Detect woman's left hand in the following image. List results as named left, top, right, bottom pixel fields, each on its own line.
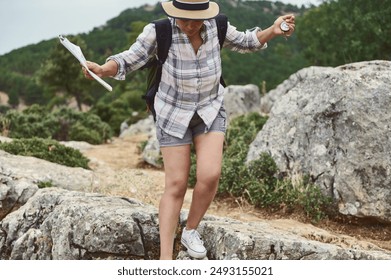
left=274, top=14, right=295, bottom=37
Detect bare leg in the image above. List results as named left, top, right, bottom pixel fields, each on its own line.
left=159, top=144, right=191, bottom=260
left=186, top=132, right=225, bottom=230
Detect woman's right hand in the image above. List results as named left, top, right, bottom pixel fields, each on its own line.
left=82, top=60, right=119, bottom=79
left=273, top=14, right=295, bottom=37
left=82, top=61, right=103, bottom=80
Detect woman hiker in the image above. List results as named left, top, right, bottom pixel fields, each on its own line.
left=82, top=0, right=295, bottom=260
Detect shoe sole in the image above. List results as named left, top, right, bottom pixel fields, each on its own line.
left=181, top=238, right=207, bottom=259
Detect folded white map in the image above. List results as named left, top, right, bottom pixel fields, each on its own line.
left=58, top=35, right=112, bottom=92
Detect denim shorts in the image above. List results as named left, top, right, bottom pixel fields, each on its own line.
left=157, top=108, right=227, bottom=147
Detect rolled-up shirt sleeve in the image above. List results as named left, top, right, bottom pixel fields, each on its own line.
left=223, top=23, right=267, bottom=53
left=106, top=23, right=157, bottom=80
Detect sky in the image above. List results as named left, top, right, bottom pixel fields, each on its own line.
left=0, top=0, right=319, bottom=55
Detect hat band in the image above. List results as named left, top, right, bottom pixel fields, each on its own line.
left=173, top=0, right=209, bottom=11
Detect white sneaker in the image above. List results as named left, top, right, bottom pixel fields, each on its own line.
left=181, top=228, right=207, bottom=259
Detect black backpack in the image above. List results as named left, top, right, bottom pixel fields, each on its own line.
left=142, top=14, right=228, bottom=121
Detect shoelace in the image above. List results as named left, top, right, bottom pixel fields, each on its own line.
left=188, top=230, right=204, bottom=245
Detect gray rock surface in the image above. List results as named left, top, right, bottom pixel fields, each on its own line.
left=260, top=66, right=333, bottom=114
left=0, top=188, right=159, bottom=260
left=0, top=150, right=98, bottom=192
left=224, top=84, right=261, bottom=121
left=1, top=187, right=390, bottom=260
left=1, top=150, right=390, bottom=260
left=248, top=60, right=391, bottom=222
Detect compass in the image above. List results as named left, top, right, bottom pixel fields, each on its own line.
left=280, top=21, right=290, bottom=32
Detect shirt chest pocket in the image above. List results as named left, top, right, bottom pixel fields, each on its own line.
left=207, top=58, right=216, bottom=70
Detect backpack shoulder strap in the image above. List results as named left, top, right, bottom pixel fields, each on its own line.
left=214, top=14, right=228, bottom=87
left=215, top=14, right=228, bottom=49
left=153, top=18, right=172, bottom=65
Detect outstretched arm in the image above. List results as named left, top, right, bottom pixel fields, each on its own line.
left=257, top=14, right=295, bottom=45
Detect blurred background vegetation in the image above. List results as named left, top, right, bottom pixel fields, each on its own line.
left=0, top=0, right=390, bottom=137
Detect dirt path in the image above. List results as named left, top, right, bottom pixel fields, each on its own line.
left=83, top=134, right=165, bottom=206
left=82, top=135, right=391, bottom=252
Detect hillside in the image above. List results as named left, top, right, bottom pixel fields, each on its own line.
left=0, top=0, right=309, bottom=110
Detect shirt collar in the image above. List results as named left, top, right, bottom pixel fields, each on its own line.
left=173, top=18, right=208, bottom=40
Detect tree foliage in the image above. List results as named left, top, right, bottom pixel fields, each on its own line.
left=297, top=0, right=391, bottom=66
left=36, top=36, right=103, bottom=110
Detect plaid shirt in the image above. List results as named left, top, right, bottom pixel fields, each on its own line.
left=108, top=18, right=266, bottom=138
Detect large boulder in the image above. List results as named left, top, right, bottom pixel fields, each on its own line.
left=247, top=60, right=391, bottom=222
left=0, top=150, right=99, bottom=220
left=260, top=66, right=332, bottom=114
left=119, top=116, right=155, bottom=139
left=0, top=188, right=160, bottom=260
left=0, top=150, right=98, bottom=192
left=224, top=84, right=261, bottom=121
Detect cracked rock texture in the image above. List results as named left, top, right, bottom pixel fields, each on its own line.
left=0, top=150, right=390, bottom=260
left=0, top=188, right=160, bottom=260
left=248, top=60, right=391, bottom=222
left=1, top=187, right=390, bottom=260
left=1, top=151, right=389, bottom=260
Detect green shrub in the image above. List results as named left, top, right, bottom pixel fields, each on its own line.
left=225, top=112, right=268, bottom=146
left=218, top=113, right=268, bottom=196
left=37, top=180, right=54, bottom=189
left=5, top=105, right=59, bottom=139
left=91, top=90, right=148, bottom=135
left=69, top=122, right=102, bottom=144
left=0, top=105, right=11, bottom=114
left=244, top=153, right=333, bottom=222
left=245, top=153, right=281, bottom=207
left=296, top=176, right=334, bottom=222
left=52, top=107, right=112, bottom=144
left=3, top=105, right=112, bottom=144
left=0, top=137, right=90, bottom=169
left=0, top=115, right=11, bottom=136
left=138, top=140, right=148, bottom=155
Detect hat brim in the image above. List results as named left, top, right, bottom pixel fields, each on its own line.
left=161, top=1, right=219, bottom=20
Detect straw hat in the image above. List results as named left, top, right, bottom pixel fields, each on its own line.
left=161, top=0, right=220, bottom=20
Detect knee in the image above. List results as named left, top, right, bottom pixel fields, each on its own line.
left=197, top=168, right=221, bottom=188
left=165, top=176, right=188, bottom=199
